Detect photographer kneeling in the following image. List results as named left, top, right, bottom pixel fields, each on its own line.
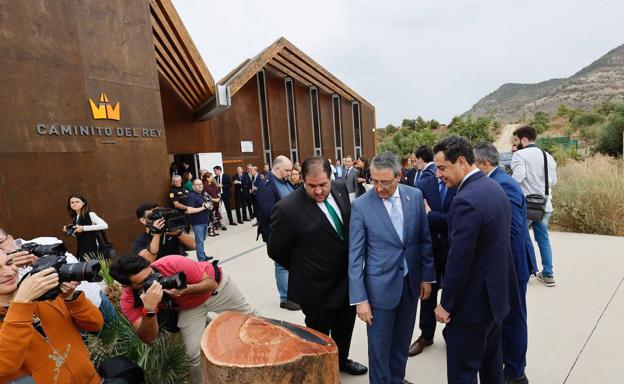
left=133, top=203, right=196, bottom=262
left=0, top=248, right=103, bottom=383
left=109, top=254, right=258, bottom=384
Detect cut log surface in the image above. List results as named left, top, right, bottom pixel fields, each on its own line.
left=201, top=311, right=339, bottom=384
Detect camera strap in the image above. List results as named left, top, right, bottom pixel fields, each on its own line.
left=212, top=260, right=221, bottom=284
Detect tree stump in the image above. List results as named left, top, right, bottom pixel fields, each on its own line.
left=201, top=311, right=339, bottom=384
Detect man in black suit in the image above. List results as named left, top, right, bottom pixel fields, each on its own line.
left=433, top=136, right=518, bottom=384
left=408, top=172, right=457, bottom=357
left=268, top=156, right=367, bottom=376
left=233, top=166, right=252, bottom=223
left=213, top=166, right=236, bottom=226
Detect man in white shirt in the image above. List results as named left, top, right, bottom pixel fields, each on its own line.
left=511, top=126, right=558, bottom=287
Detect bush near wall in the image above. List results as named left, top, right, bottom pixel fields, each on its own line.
left=552, top=156, right=624, bottom=236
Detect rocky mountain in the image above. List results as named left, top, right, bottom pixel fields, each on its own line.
left=465, top=44, right=624, bottom=122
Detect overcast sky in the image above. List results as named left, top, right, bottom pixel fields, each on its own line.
left=173, top=0, right=623, bottom=127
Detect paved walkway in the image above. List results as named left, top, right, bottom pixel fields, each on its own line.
left=196, top=221, right=624, bottom=383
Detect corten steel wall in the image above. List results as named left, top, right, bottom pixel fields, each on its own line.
left=0, top=0, right=169, bottom=252
left=161, top=77, right=264, bottom=176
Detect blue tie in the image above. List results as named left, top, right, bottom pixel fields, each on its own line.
left=389, top=197, right=408, bottom=276
left=439, top=180, right=447, bottom=204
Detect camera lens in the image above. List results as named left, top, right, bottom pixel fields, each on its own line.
left=159, top=272, right=187, bottom=290
left=58, top=261, right=103, bottom=283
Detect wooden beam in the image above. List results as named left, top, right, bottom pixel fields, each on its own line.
left=156, top=55, right=195, bottom=110
left=270, top=56, right=335, bottom=96
left=151, top=17, right=204, bottom=102
left=154, top=36, right=202, bottom=107
left=151, top=0, right=215, bottom=96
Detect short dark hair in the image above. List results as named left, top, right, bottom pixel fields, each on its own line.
left=109, top=254, right=151, bottom=286
left=301, top=156, right=331, bottom=180
left=414, top=145, right=434, bottom=162
left=213, top=165, right=222, bottom=171
left=433, top=136, right=475, bottom=165
left=513, top=126, right=537, bottom=142
left=136, top=203, right=158, bottom=219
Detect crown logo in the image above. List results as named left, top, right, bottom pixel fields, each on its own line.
left=88, top=93, right=120, bottom=121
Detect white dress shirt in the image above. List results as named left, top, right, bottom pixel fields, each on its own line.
left=458, top=168, right=481, bottom=191
left=316, top=193, right=343, bottom=231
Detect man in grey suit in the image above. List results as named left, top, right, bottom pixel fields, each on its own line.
left=343, top=155, right=359, bottom=201
left=349, top=151, right=436, bottom=384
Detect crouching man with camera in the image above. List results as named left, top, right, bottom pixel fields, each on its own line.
left=133, top=203, right=196, bottom=262
left=0, top=247, right=104, bottom=383
left=109, top=254, right=259, bottom=384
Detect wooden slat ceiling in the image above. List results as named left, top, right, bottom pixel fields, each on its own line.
left=220, top=37, right=374, bottom=110
left=149, top=0, right=215, bottom=112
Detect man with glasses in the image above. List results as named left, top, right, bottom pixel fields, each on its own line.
left=109, top=254, right=258, bottom=384
left=348, top=151, right=435, bottom=384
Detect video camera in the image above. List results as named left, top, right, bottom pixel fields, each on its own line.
left=18, top=242, right=103, bottom=301
left=146, top=207, right=187, bottom=235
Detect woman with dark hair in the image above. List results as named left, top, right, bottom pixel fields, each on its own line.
left=355, top=156, right=371, bottom=197
left=182, top=171, right=193, bottom=192
left=63, top=194, right=109, bottom=261
left=202, top=172, right=224, bottom=235
left=289, top=167, right=303, bottom=189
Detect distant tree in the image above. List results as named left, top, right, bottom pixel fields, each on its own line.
left=596, top=103, right=624, bottom=157
left=594, top=100, right=617, bottom=116
left=414, top=116, right=428, bottom=131
left=401, top=119, right=416, bottom=131
left=378, top=127, right=441, bottom=157
left=385, top=124, right=398, bottom=134
left=429, top=119, right=440, bottom=130
left=571, top=112, right=606, bottom=129
left=531, top=111, right=550, bottom=134
left=447, top=115, right=494, bottom=143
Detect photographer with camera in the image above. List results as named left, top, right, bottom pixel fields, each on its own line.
left=0, top=246, right=104, bottom=383
left=109, top=254, right=258, bottom=384
left=0, top=228, right=116, bottom=325
left=186, top=179, right=213, bottom=261
left=133, top=203, right=196, bottom=263
left=62, top=194, right=109, bottom=261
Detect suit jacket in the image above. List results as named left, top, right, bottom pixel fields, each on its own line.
left=233, top=173, right=252, bottom=197
left=268, top=182, right=351, bottom=308
left=343, top=167, right=359, bottom=194
left=255, top=173, right=284, bottom=242
left=401, top=163, right=435, bottom=187
left=416, top=176, right=457, bottom=276
left=217, top=173, right=232, bottom=197
left=441, top=171, right=519, bottom=324
left=334, top=165, right=345, bottom=180
left=489, top=167, right=538, bottom=282
left=348, top=184, right=435, bottom=310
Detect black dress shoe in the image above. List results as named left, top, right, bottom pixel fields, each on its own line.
left=252, top=223, right=258, bottom=227
left=504, top=373, right=529, bottom=384
left=220, top=225, right=227, bottom=230
left=339, top=359, right=367, bottom=375
left=243, top=218, right=251, bottom=222
left=229, top=222, right=237, bottom=226
left=279, top=300, right=301, bottom=311
left=237, top=220, right=244, bottom=224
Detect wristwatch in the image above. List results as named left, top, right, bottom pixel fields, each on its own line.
left=142, top=307, right=158, bottom=318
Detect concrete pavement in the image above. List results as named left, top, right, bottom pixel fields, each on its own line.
left=195, top=221, right=624, bottom=383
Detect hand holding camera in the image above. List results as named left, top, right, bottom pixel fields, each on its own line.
left=140, top=280, right=163, bottom=312
left=59, top=281, right=80, bottom=301
left=13, top=268, right=59, bottom=303
left=9, top=250, right=38, bottom=268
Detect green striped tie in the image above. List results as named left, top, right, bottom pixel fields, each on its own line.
left=324, top=199, right=345, bottom=240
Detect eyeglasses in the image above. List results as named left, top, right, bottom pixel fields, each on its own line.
left=370, top=178, right=396, bottom=189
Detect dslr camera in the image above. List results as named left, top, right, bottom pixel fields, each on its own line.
left=146, top=207, right=187, bottom=235
left=18, top=242, right=103, bottom=301
left=64, top=224, right=76, bottom=237
left=142, top=270, right=187, bottom=292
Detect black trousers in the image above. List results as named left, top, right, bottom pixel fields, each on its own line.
left=301, top=303, right=356, bottom=366
left=418, top=280, right=440, bottom=341
left=246, top=194, right=256, bottom=218
left=234, top=192, right=248, bottom=221
left=443, top=320, right=503, bottom=384
left=221, top=193, right=234, bottom=224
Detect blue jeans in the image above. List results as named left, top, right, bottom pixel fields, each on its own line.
left=274, top=262, right=289, bottom=302
left=530, top=212, right=553, bottom=276
left=192, top=224, right=208, bottom=261
left=99, top=291, right=117, bottom=324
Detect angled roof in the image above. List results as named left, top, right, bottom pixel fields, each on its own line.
left=219, top=37, right=374, bottom=110
left=150, top=0, right=215, bottom=111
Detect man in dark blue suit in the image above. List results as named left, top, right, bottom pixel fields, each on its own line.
left=474, top=142, right=538, bottom=384
left=433, top=136, right=519, bottom=384
left=402, top=145, right=436, bottom=187
left=349, top=151, right=435, bottom=384
left=408, top=172, right=457, bottom=356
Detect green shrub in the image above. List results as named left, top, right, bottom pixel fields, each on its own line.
left=553, top=156, right=624, bottom=236
left=531, top=111, right=550, bottom=133
left=571, top=112, right=605, bottom=129
left=595, top=103, right=624, bottom=157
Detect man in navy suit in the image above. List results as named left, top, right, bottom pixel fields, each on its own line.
left=349, top=151, right=435, bottom=384
left=433, top=136, right=518, bottom=384
left=408, top=172, right=457, bottom=356
left=474, top=142, right=537, bottom=384
left=402, top=145, right=436, bottom=187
